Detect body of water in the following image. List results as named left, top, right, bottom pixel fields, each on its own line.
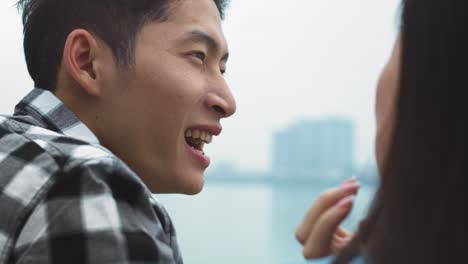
left=158, top=180, right=376, bottom=264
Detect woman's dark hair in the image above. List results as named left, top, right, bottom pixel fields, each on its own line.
left=16, top=0, right=229, bottom=91
left=335, top=0, right=468, bottom=263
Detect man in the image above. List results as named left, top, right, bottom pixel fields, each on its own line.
left=0, top=0, right=235, bottom=263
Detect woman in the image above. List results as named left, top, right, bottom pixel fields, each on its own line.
left=296, top=0, right=468, bottom=263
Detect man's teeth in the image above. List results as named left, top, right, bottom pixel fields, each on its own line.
left=185, top=129, right=213, bottom=143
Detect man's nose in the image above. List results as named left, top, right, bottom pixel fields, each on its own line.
left=205, top=81, right=236, bottom=118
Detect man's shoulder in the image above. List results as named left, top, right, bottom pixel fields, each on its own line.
left=0, top=115, right=165, bottom=263
left=0, top=114, right=132, bottom=207
left=0, top=116, right=127, bottom=225
left=0, top=114, right=117, bottom=169
left=0, top=113, right=124, bottom=215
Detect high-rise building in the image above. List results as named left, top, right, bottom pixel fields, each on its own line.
left=272, top=118, right=354, bottom=181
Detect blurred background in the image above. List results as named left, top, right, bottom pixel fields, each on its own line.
left=0, top=0, right=400, bottom=263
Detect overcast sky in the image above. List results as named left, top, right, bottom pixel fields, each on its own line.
left=0, top=0, right=400, bottom=172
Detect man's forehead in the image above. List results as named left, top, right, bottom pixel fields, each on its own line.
left=139, top=0, right=228, bottom=56
left=163, top=1, right=228, bottom=50
left=166, top=0, right=222, bottom=24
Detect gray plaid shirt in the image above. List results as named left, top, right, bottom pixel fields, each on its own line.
left=0, top=89, right=183, bottom=264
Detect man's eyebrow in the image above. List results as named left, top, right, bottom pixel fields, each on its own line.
left=182, top=30, right=229, bottom=62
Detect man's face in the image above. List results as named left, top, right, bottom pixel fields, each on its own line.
left=375, top=36, right=401, bottom=174
left=97, top=0, right=236, bottom=194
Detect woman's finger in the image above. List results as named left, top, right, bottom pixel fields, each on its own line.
left=302, top=195, right=355, bottom=259
left=296, top=180, right=359, bottom=245
left=335, top=226, right=352, bottom=239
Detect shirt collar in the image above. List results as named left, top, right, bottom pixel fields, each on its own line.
left=14, top=88, right=100, bottom=144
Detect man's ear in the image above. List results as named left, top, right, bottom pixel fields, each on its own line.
left=62, top=29, right=102, bottom=97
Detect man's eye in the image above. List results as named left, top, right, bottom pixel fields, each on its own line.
left=193, top=52, right=206, bottom=61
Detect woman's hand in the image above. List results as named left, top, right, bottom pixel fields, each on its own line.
left=295, top=178, right=359, bottom=259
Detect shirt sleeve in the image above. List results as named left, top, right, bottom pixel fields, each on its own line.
left=12, top=160, right=181, bottom=264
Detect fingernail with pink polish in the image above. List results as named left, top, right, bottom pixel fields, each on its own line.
left=339, top=182, right=359, bottom=195
left=339, top=177, right=357, bottom=187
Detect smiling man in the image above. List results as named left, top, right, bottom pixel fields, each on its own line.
left=0, top=0, right=235, bottom=263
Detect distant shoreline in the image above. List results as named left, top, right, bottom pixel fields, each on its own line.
left=205, top=175, right=378, bottom=187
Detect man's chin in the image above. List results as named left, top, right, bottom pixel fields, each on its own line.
left=175, top=170, right=205, bottom=195
left=182, top=177, right=205, bottom=195
left=143, top=166, right=205, bottom=194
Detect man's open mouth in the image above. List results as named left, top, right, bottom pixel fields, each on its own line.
left=185, top=129, right=213, bottom=154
